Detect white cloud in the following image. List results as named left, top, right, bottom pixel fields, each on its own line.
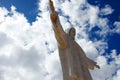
left=90, top=50, right=120, bottom=80
left=0, top=0, right=120, bottom=80
left=100, top=5, right=114, bottom=15
left=0, top=5, right=48, bottom=80
left=113, top=69, right=120, bottom=80
left=113, top=21, right=120, bottom=34
left=0, top=7, right=9, bottom=23
left=0, top=32, right=12, bottom=49
left=38, top=0, right=49, bottom=12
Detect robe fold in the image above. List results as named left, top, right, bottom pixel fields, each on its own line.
left=50, top=11, right=98, bottom=80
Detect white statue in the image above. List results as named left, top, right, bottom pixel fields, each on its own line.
left=49, top=0, right=100, bottom=80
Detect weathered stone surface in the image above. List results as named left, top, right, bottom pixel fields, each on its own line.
left=49, top=0, right=100, bottom=80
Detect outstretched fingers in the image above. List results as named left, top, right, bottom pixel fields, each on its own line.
left=96, top=64, right=100, bottom=69
left=49, top=0, right=55, bottom=13
left=49, top=0, right=58, bottom=22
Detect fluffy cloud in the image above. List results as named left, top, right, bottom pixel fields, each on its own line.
left=113, top=21, right=120, bottom=34
left=113, top=69, right=120, bottom=80
left=0, top=5, right=48, bottom=80
left=0, top=0, right=120, bottom=80
left=90, top=50, right=120, bottom=80
left=0, top=7, right=9, bottom=23
left=100, top=5, right=114, bottom=15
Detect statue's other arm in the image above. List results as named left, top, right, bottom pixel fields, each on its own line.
left=76, top=43, right=100, bottom=69
left=87, top=58, right=100, bottom=70
left=49, top=0, right=68, bottom=49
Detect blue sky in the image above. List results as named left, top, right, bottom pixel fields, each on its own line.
left=87, top=0, right=120, bottom=53
left=0, top=0, right=120, bottom=80
left=80, top=0, right=119, bottom=56
left=0, top=0, right=39, bottom=23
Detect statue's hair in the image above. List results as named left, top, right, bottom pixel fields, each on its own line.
left=65, top=27, right=76, bottom=35
left=65, top=27, right=76, bottom=40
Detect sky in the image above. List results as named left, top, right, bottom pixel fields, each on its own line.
left=0, top=0, right=120, bottom=80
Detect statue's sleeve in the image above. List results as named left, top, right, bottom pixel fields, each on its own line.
left=50, top=11, right=68, bottom=49
left=87, top=58, right=100, bottom=70
left=76, top=43, right=100, bottom=69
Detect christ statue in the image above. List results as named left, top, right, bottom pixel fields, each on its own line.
left=49, top=0, right=100, bottom=80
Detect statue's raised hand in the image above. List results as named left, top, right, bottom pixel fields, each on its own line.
left=49, top=0, right=55, bottom=13
left=49, top=0, right=58, bottom=22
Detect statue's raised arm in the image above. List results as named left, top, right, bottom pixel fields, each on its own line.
left=49, top=0, right=68, bottom=49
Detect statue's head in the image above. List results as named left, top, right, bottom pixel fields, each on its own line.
left=66, top=27, right=76, bottom=40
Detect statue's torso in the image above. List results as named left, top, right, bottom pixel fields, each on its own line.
left=58, top=34, right=92, bottom=80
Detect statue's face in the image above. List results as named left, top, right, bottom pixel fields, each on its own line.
left=69, top=28, right=76, bottom=40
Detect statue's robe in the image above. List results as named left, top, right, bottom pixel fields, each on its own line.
left=50, top=11, right=97, bottom=80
